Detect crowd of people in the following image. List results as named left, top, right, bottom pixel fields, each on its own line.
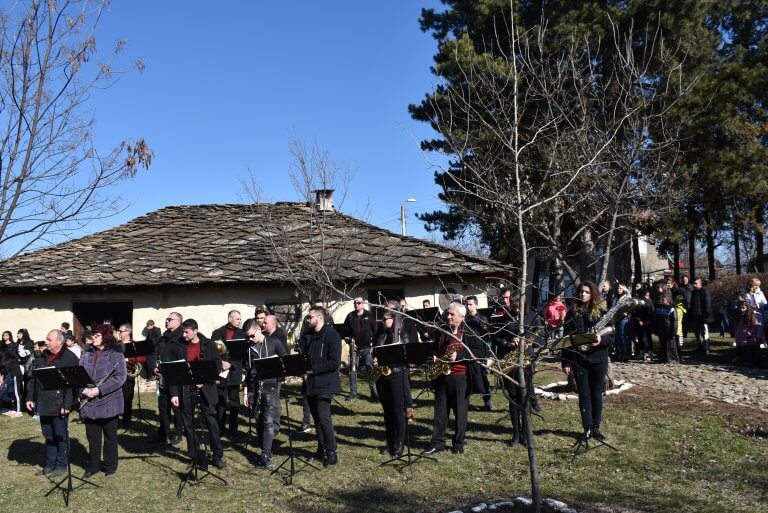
left=0, top=278, right=764, bottom=484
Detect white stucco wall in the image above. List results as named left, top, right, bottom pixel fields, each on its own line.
left=0, top=276, right=490, bottom=342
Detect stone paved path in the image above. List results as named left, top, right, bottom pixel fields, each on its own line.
left=610, top=360, right=768, bottom=411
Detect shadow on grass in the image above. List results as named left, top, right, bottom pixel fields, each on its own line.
left=7, top=434, right=89, bottom=469
left=284, top=484, right=439, bottom=513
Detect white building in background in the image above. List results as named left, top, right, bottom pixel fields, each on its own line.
left=0, top=194, right=509, bottom=342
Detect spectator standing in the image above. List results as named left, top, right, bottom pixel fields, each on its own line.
left=733, top=302, right=763, bottom=368
left=689, top=278, right=713, bottom=354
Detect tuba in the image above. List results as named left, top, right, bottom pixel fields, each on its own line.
left=126, top=360, right=142, bottom=379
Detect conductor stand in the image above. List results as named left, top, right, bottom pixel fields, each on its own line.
left=160, top=360, right=228, bottom=498
left=264, top=354, right=320, bottom=485
left=33, top=366, right=100, bottom=506
left=375, top=343, right=436, bottom=472
left=123, top=339, right=155, bottom=428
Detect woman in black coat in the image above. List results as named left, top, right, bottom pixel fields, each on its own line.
left=373, top=312, right=408, bottom=457
left=562, top=281, right=613, bottom=443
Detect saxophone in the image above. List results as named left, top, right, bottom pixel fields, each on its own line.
left=497, top=326, right=546, bottom=373
left=425, top=342, right=463, bottom=381
left=576, top=295, right=636, bottom=352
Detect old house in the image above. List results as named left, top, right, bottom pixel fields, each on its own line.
left=0, top=195, right=509, bottom=341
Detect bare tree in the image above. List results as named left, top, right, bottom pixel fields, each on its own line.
left=416, top=5, right=694, bottom=511
left=0, top=0, right=152, bottom=259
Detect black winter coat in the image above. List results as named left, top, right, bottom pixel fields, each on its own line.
left=210, top=324, right=246, bottom=386
left=689, top=287, right=713, bottom=323
left=344, top=310, right=376, bottom=348
left=25, top=347, right=80, bottom=416
left=305, top=324, right=342, bottom=396
left=562, top=307, right=613, bottom=366
left=169, top=334, right=222, bottom=406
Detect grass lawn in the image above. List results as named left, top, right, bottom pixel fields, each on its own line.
left=0, top=372, right=765, bottom=513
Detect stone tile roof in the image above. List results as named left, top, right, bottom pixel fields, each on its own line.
left=0, top=203, right=509, bottom=291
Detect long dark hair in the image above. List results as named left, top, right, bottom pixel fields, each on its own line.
left=93, top=324, right=119, bottom=349
left=574, top=281, right=605, bottom=320
left=1, top=331, right=12, bottom=344
left=16, top=329, right=31, bottom=343
left=0, top=347, right=18, bottom=367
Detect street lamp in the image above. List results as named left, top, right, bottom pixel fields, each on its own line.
left=401, top=198, right=416, bottom=236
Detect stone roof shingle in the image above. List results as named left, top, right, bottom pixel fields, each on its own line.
left=0, top=203, right=509, bottom=290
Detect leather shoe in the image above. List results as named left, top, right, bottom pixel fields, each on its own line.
left=169, top=434, right=182, bottom=446
left=311, top=447, right=325, bottom=461
left=82, top=470, right=97, bottom=479
left=323, top=450, right=338, bottom=468
left=48, top=467, right=66, bottom=477
left=392, top=443, right=404, bottom=457
left=451, top=446, right=464, bottom=454
left=104, top=470, right=116, bottom=476
left=212, top=458, right=226, bottom=470
left=422, top=444, right=443, bottom=455
left=591, top=428, right=606, bottom=442
left=35, top=467, right=54, bottom=476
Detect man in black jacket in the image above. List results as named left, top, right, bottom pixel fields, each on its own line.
left=243, top=317, right=287, bottom=469
left=25, top=329, right=80, bottom=477
left=423, top=303, right=486, bottom=455
left=171, top=319, right=227, bottom=471
left=152, top=312, right=185, bottom=446
left=210, top=310, right=245, bottom=436
left=344, top=297, right=377, bottom=401
left=141, top=319, right=162, bottom=380
left=689, top=278, right=712, bottom=354
left=304, top=305, right=342, bottom=467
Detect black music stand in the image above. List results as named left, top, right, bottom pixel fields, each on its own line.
left=222, top=338, right=252, bottom=447
left=269, top=354, right=320, bottom=485
left=123, top=339, right=155, bottom=428
left=160, top=360, right=228, bottom=498
left=373, top=343, right=435, bottom=471
left=33, top=366, right=99, bottom=506
left=569, top=430, right=620, bottom=464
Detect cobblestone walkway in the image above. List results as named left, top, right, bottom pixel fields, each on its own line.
left=610, top=360, right=768, bottom=411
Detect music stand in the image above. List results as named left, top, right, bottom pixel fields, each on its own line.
left=123, top=339, right=155, bottom=427
left=33, top=366, right=99, bottom=506
left=373, top=344, right=435, bottom=471
left=269, top=354, right=320, bottom=485
left=569, top=430, right=620, bottom=464
left=224, top=338, right=254, bottom=447
left=160, top=360, right=228, bottom=497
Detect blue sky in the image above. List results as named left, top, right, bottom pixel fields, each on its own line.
left=82, top=1, right=449, bottom=241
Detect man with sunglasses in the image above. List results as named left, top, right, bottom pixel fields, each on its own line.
left=304, top=305, right=342, bottom=467
left=343, top=297, right=377, bottom=401
left=151, top=312, right=185, bottom=446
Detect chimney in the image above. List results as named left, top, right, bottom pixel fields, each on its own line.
left=314, top=189, right=335, bottom=212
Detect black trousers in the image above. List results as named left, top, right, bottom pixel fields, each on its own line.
left=122, top=379, right=135, bottom=425
left=179, top=388, right=223, bottom=461
left=307, top=394, right=337, bottom=453
left=430, top=374, right=468, bottom=449
left=503, top=372, right=524, bottom=440
left=378, top=370, right=406, bottom=450
left=84, top=416, right=119, bottom=474
left=572, top=359, right=608, bottom=431
left=157, top=386, right=182, bottom=439
left=252, top=386, right=279, bottom=455
left=216, top=384, right=240, bottom=433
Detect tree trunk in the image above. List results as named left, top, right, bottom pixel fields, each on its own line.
left=531, top=257, right=541, bottom=309
left=673, top=241, right=681, bottom=283
left=756, top=207, right=765, bottom=273
left=632, top=234, right=643, bottom=285
left=597, top=209, right=620, bottom=287
left=582, top=229, right=596, bottom=283
left=614, top=229, right=632, bottom=285
left=688, top=230, right=696, bottom=281
left=705, top=224, right=716, bottom=281
left=734, top=222, right=741, bottom=275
